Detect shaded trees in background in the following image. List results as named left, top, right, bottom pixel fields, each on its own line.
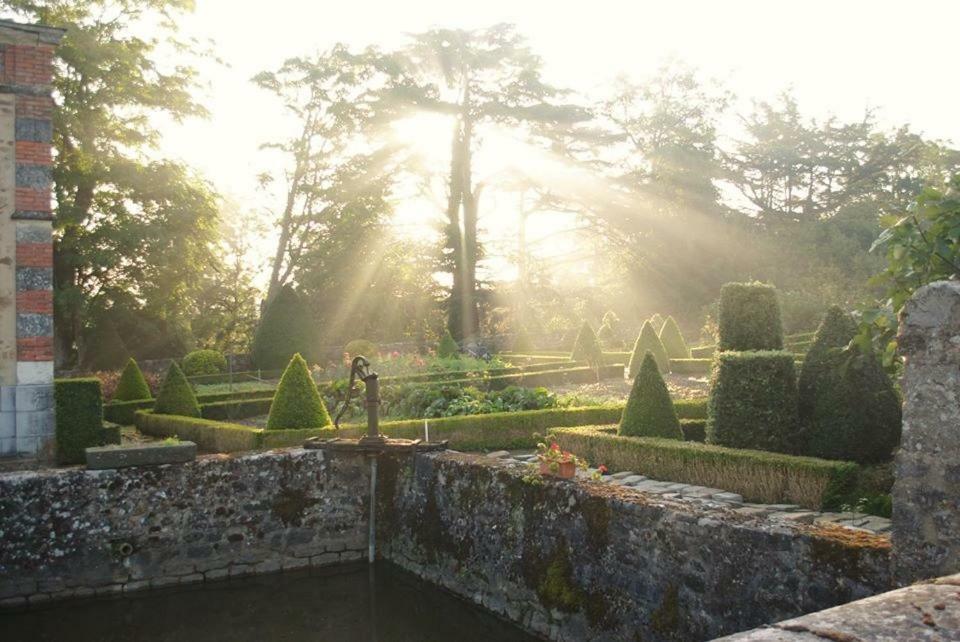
left=6, top=0, right=221, bottom=368
left=397, top=24, right=587, bottom=341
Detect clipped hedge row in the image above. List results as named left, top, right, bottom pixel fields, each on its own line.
left=104, top=387, right=276, bottom=424
left=54, top=378, right=106, bottom=464
left=668, top=358, right=713, bottom=375
left=551, top=426, right=859, bottom=510
left=136, top=399, right=710, bottom=454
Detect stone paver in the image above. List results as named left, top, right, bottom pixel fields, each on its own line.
left=497, top=453, right=889, bottom=536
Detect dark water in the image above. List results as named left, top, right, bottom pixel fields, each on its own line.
left=0, top=563, right=538, bottom=642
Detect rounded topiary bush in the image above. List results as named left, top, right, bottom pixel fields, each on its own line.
left=344, top=339, right=378, bottom=359
left=438, top=329, right=459, bottom=359
left=113, top=358, right=152, bottom=401
left=798, top=306, right=901, bottom=464
left=718, top=282, right=784, bottom=351
left=648, top=313, right=665, bottom=334
left=658, top=316, right=689, bottom=359
left=707, top=350, right=799, bottom=453
left=251, top=285, right=314, bottom=370
left=619, top=352, right=682, bottom=439
left=181, top=349, right=227, bottom=377
left=628, top=320, right=670, bottom=377
left=153, top=361, right=201, bottom=418
left=570, top=321, right=603, bottom=365
left=267, top=353, right=332, bottom=430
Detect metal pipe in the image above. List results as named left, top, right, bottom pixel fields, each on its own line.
left=368, top=455, right=377, bottom=563
left=365, top=373, right=380, bottom=439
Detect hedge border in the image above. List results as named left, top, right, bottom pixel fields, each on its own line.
left=136, top=398, right=709, bottom=454
left=551, top=426, right=859, bottom=509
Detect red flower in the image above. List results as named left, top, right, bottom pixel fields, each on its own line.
left=598, top=465, right=608, bottom=474
left=550, top=442, right=560, bottom=451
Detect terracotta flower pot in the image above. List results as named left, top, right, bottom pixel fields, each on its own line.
left=540, top=460, right=577, bottom=479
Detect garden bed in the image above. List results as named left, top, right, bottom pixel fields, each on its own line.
left=550, top=425, right=860, bottom=509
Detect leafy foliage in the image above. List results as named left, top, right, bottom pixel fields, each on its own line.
left=267, top=354, right=332, bottom=430
left=383, top=384, right=558, bottom=419
left=113, top=358, right=152, bottom=401
left=658, top=316, right=689, bottom=359
left=798, top=307, right=901, bottom=464
left=251, top=285, right=314, bottom=370
left=619, top=353, right=682, bottom=439
left=344, top=339, right=378, bottom=359
left=628, top=321, right=669, bottom=377
left=181, top=350, right=228, bottom=377
left=153, top=362, right=201, bottom=418
left=55, top=378, right=105, bottom=464
left=707, top=351, right=799, bottom=454
left=570, top=321, right=603, bottom=365
left=859, top=175, right=960, bottom=368
left=718, top=282, right=784, bottom=351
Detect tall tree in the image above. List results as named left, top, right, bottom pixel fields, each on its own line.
left=397, top=24, right=586, bottom=340
left=6, top=0, right=219, bottom=367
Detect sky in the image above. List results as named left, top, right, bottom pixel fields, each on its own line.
left=155, top=0, right=960, bottom=283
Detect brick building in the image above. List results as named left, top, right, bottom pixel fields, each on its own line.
left=0, top=20, right=64, bottom=458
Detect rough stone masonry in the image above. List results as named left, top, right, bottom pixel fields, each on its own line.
left=0, top=19, right=63, bottom=459
left=893, top=279, right=960, bottom=585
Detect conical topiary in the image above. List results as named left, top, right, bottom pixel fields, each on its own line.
left=797, top=306, right=901, bottom=464
left=251, top=285, right=314, bottom=370
left=628, top=321, right=670, bottom=377
left=619, top=352, right=682, bottom=439
left=570, top=321, right=603, bottom=365
left=114, top=358, right=152, bottom=401
left=438, top=329, right=459, bottom=358
left=658, top=316, right=690, bottom=359
left=153, top=361, right=200, bottom=417
left=596, top=322, right=615, bottom=345
left=267, top=353, right=332, bottom=430
left=648, top=313, right=665, bottom=333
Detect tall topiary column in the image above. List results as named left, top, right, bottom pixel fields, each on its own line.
left=718, top=282, right=784, bottom=351
left=658, top=316, right=690, bottom=359
left=251, top=285, right=314, bottom=370
left=628, top=321, right=670, bottom=377
left=798, top=306, right=901, bottom=464
left=153, top=362, right=201, bottom=418
left=707, top=351, right=799, bottom=453
left=267, top=353, right=332, bottom=430
left=113, top=358, right=152, bottom=401
left=570, top=321, right=603, bottom=366
left=620, top=352, right=682, bottom=439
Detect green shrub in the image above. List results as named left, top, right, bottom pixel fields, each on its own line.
left=798, top=306, right=902, bottom=464
left=55, top=378, right=105, bottom=464
left=251, top=285, right=314, bottom=369
left=648, top=313, right=665, bottom=333
left=202, top=397, right=273, bottom=421
left=707, top=351, right=799, bottom=453
left=113, top=358, right=152, bottom=401
left=569, top=321, right=603, bottom=365
left=438, top=329, right=459, bottom=358
left=344, top=339, right=378, bottom=358
left=674, top=398, right=708, bottom=419
left=101, top=422, right=122, bottom=445
left=153, top=362, right=201, bottom=418
left=669, top=359, right=712, bottom=375
left=718, top=282, right=784, bottom=351
left=658, top=316, right=689, bottom=359
left=690, top=344, right=716, bottom=359
left=181, top=349, right=227, bottom=377
left=551, top=426, right=859, bottom=510
left=628, top=321, right=670, bottom=377
left=680, top=419, right=706, bottom=442
left=267, top=353, right=331, bottom=430
left=596, top=322, right=615, bottom=345
left=619, top=353, right=682, bottom=439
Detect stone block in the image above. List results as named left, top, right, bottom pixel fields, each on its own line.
left=85, top=442, right=196, bottom=469
left=16, top=408, right=53, bottom=436
left=0, top=386, right=15, bottom=411
left=15, top=434, right=36, bottom=455
left=713, top=492, right=744, bottom=503
left=0, top=411, right=14, bottom=438
left=0, top=437, right=15, bottom=456
left=14, top=384, right=52, bottom=412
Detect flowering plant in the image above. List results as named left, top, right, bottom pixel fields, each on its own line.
left=535, top=439, right=587, bottom=474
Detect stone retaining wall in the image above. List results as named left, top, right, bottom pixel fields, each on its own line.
left=379, top=452, right=892, bottom=642
left=0, top=448, right=369, bottom=607
left=0, top=448, right=893, bottom=641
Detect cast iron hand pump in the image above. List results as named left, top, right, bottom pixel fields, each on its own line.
left=333, top=355, right=383, bottom=445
